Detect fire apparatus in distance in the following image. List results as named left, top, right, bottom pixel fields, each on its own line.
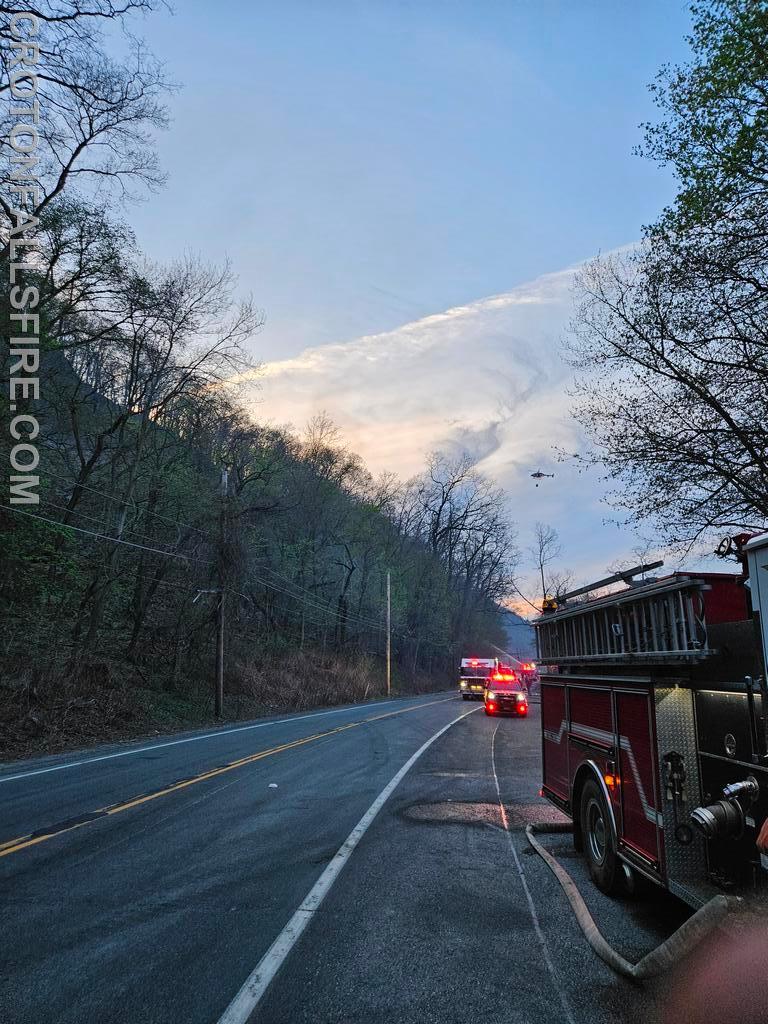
left=536, top=533, right=768, bottom=910
left=459, top=657, right=500, bottom=700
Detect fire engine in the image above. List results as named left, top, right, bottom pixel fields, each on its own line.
left=536, top=533, right=768, bottom=910
left=459, top=657, right=500, bottom=699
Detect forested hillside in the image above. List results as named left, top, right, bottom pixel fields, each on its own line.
left=2, top=320, right=516, bottom=751
left=0, top=3, right=518, bottom=756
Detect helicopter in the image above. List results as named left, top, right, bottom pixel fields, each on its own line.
left=530, top=470, right=555, bottom=487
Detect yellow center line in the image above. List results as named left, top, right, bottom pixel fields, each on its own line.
left=0, top=833, right=32, bottom=851
left=0, top=696, right=453, bottom=859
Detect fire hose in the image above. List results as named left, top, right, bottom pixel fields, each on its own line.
left=525, top=822, right=730, bottom=980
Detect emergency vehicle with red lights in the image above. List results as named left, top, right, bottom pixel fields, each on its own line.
left=484, top=671, right=528, bottom=718
left=458, top=657, right=500, bottom=699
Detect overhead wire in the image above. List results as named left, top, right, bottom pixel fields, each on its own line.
left=37, top=498, right=189, bottom=550
left=4, top=506, right=453, bottom=651
left=41, top=467, right=209, bottom=535
left=2, top=505, right=214, bottom=565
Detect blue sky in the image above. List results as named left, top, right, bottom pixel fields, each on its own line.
left=123, top=0, right=696, bottom=595
left=130, top=0, right=692, bottom=358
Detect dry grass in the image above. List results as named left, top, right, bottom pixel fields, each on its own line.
left=235, top=650, right=384, bottom=710
left=0, top=648, right=448, bottom=762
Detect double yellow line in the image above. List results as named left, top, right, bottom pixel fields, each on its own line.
left=0, top=697, right=451, bottom=860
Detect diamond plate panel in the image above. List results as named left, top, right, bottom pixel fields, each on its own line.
left=654, top=686, right=719, bottom=907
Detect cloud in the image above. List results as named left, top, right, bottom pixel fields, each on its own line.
left=247, top=262, right=579, bottom=478
left=244, top=251, right=654, bottom=587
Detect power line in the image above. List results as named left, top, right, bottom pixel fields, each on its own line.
left=247, top=565, right=438, bottom=639
left=42, top=467, right=210, bottom=536
left=246, top=572, right=391, bottom=634
left=5, top=502, right=404, bottom=636
left=250, top=564, right=450, bottom=645
left=242, top=572, right=390, bottom=638
left=3, top=507, right=453, bottom=650
left=39, top=498, right=113, bottom=530
left=37, top=498, right=188, bottom=550
left=2, top=505, right=214, bottom=565
left=34, top=481, right=474, bottom=650
left=248, top=562, right=386, bottom=630
left=244, top=572, right=452, bottom=649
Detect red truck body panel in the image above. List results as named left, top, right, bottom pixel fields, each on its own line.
left=541, top=678, right=664, bottom=878
left=541, top=682, right=569, bottom=802
left=615, top=690, right=660, bottom=865
left=696, top=572, right=749, bottom=624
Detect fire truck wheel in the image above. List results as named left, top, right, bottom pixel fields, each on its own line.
left=580, top=778, right=619, bottom=894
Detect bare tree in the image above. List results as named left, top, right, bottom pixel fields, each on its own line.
left=568, top=244, right=768, bottom=548
left=528, top=524, right=573, bottom=602
left=606, top=540, right=662, bottom=580
left=403, top=452, right=518, bottom=642
left=301, top=413, right=367, bottom=490
left=0, top=0, right=172, bottom=254
left=568, top=0, right=768, bottom=550
left=530, top=522, right=559, bottom=602
left=53, top=253, right=262, bottom=646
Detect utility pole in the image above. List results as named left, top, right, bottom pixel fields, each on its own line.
left=386, top=570, right=391, bottom=697
left=215, top=467, right=228, bottom=719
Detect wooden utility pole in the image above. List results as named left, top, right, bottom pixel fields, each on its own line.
left=215, top=592, right=224, bottom=718
left=215, top=467, right=228, bottom=719
left=386, top=570, right=391, bottom=697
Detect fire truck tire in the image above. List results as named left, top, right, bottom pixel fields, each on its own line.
left=580, top=778, right=620, bottom=894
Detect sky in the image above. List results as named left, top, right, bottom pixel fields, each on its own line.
left=121, top=0, right=696, bottom=599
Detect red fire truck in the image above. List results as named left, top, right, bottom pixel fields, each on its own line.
left=536, top=533, right=768, bottom=910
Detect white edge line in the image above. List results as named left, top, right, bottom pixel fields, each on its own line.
left=217, top=706, right=478, bottom=1024
left=491, top=722, right=577, bottom=1024
left=0, top=696, right=454, bottom=785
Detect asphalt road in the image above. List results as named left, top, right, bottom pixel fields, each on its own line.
left=0, top=692, right=692, bottom=1024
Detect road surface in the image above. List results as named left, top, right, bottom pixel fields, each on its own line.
left=0, top=692, right=691, bottom=1023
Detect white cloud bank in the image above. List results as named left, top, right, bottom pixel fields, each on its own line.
left=250, top=262, right=579, bottom=478
left=245, top=253, right=657, bottom=587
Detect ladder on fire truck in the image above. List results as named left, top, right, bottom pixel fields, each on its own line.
left=537, top=562, right=712, bottom=665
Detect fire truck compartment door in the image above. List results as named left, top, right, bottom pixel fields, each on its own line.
left=615, top=691, right=661, bottom=864
left=541, top=682, right=568, bottom=801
